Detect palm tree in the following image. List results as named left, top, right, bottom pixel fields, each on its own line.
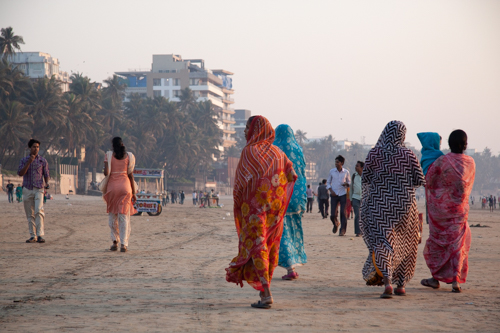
left=178, top=87, right=196, bottom=113
left=23, top=76, right=66, bottom=141
left=0, top=99, right=33, bottom=166
left=60, top=93, right=93, bottom=158
left=103, top=75, right=126, bottom=103
left=295, top=129, right=308, bottom=145
left=0, top=27, right=25, bottom=59
left=0, top=57, right=30, bottom=102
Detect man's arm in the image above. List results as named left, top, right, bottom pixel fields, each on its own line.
left=344, top=170, right=351, bottom=187
left=326, top=170, right=333, bottom=190
left=18, top=156, right=34, bottom=177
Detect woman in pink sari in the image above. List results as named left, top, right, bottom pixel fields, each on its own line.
left=421, top=130, right=475, bottom=293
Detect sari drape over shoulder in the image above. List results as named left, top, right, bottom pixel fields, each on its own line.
left=273, top=124, right=307, bottom=269
left=226, top=116, right=297, bottom=291
left=361, top=121, right=425, bottom=286
left=423, top=153, right=475, bottom=283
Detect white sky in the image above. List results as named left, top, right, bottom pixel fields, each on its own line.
left=2, top=0, right=500, bottom=153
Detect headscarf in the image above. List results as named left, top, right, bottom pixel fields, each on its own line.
left=273, top=124, right=306, bottom=214
left=417, top=132, right=444, bottom=175
left=375, top=120, right=406, bottom=150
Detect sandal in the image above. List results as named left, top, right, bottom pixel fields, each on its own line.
left=395, top=287, right=406, bottom=296
left=251, top=296, right=273, bottom=309
left=421, top=278, right=440, bottom=289
left=282, top=271, right=299, bottom=280
left=120, top=244, right=127, bottom=252
left=452, top=286, right=462, bottom=293
left=110, top=241, right=118, bottom=251
left=380, top=285, right=393, bottom=299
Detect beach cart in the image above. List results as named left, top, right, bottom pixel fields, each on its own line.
left=133, top=168, right=165, bottom=216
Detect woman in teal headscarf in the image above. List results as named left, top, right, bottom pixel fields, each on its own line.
left=417, top=132, right=444, bottom=175
left=273, top=124, right=307, bottom=280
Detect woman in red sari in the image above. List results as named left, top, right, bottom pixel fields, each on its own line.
left=226, top=116, right=297, bottom=309
left=421, top=130, right=475, bottom=293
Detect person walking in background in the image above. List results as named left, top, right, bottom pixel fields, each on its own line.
left=102, top=137, right=137, bottom=253
left=15, top=184, right=23, bottom=203
left=350, top=161, right=364, bottom=237
left=361, top=121, right=425, bottom=298
left=306, top=185, right=314, bottom=213
left=316, top=182, right=321, bottom=213
left=317, top=179, right=329, bottom=219
left=327, top=155, right=350, bottom=236
left=274, top=124, right=308, bottom=280
left=17, top=139, right=50, bottom=243
left=489, top=195, right=494, bottom=212
left=6, top=180, right=14, bottom=203
left=192, top=190, right=197, bottom=205
left=180, top=190, right=185, bottom=205
left=421, top=130, right=475, bottom=293
left=226, top=116, right=297, bottom=309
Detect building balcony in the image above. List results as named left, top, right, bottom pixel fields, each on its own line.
left=222, top=87, right=234, bottom=94
left=222, top=139, right=237, bottom=148
left=222, top=107, right=235, bottom=114
left=223, top=129, right=236, bottom=135
left=222, top=96, right=235, bottom=104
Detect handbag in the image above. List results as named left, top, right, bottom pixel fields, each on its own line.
left=99, top=151, right=113, bottom=193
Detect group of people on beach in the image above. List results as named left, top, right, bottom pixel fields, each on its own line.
left=224, top=116, right=475, bottom=308
left=14, top=116, right=475, bottom=309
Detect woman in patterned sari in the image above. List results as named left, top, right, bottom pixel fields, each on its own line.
left=361, top=121, right=425, bottom=298
left=421, top=130, right=475, bottom=293
left=273, top=124, right=307, bottom=280
left=226, top=116, right=297, bottom=309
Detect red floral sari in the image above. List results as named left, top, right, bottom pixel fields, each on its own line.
left=226, top=116, right=296, bottom=291
left=423, top=153, right=475, bottom=283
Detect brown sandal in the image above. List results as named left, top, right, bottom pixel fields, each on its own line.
left=120, top=244, right=127, bottom=252
left=110, top=241, right=118, bottom=251
left=421, top=278, right=440, bottom=289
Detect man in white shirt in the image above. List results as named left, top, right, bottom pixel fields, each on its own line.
left=326, top=155, right=351, bottom=236
left=350, top=161, right=364, bottom=237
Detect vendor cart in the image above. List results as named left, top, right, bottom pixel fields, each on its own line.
left=133, top=168, right=165, bottom=216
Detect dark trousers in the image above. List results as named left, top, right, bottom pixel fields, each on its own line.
left=8, top=191, right=13, bottom=203
left=306, top=198, right=314, bottom=212
left=330, top=194, right=347, bottom=234
left=352, top=198, right=361, bottom=235
left=319, top=198, right=329, bottom=218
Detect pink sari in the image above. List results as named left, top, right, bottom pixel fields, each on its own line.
left=423, top=153, right=475, bottom=283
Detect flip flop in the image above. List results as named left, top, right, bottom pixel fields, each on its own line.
left=452, top=286, right=462, bottom=293
left=251, top=300, right=271, bottom=309
left=421, top=278, right=440, bottom=289
left=380, top=286, right=393, bottom=299
left=395, top=287, right=406, bottom=296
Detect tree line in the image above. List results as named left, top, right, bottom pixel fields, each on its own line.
left=0, top=60, right=222, bottom=178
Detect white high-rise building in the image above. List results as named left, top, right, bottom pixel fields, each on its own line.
left=116, top=54, right=236, bottom=148
left=9, top=52, right=71, bottom=92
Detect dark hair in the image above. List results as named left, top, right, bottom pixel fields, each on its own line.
left=356, top=161, right=365, bottom=168
left=112, top=137, right=126, bottom=160
left=307, top=185, right=310, bottom=188
left=335, top=155, right=345, bottom=164
left=28, top=139, right=41, bottom=148
left=247, top=116, right=256, bottom=125
left=448, top=130, right=467, bottom=154
left=322, top=179, right=327, bottom=184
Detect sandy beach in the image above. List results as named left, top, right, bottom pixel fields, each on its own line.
left=1, top=194, right=499, bottom=332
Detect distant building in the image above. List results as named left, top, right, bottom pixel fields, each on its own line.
left=465, top=148, right=476, bottom=156
left=116, top=54, right=236, bottom=148
left=9, top=52, right=72, bottom=92
left=233, top=109, right=251, bottom=139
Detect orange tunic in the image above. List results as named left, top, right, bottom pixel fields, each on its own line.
left=103, top=155, right=137, bottom=215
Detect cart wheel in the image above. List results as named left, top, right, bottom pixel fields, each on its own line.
left=147, top=205, right=162, bottom=216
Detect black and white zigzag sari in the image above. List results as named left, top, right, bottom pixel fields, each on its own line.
left=361, top=121, right=425, bottom=287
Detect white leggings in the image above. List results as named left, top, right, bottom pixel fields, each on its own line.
left=108, top=213, right=131, bottom=246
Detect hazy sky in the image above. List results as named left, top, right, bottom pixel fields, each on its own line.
left=2, top=0, right=500, bottom=153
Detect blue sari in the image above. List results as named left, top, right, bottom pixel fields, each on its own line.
left=273, top=124, right=307, bottom=269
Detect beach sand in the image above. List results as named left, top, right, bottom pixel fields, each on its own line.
left=1, top=194, right=499, bottom=332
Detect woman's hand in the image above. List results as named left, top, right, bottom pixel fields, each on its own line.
left=132, top=194, right=137, bottom=204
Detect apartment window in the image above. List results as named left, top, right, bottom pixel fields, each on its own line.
left=153, top=78, right=161, bottom=86
left=190, top=78, right=201, bottom=86
left=153, top=90, right=161, bottom=97
left=173, top=90, right=181, bottom=97
left=163, top=90, right=170, bottom=98
left=163, top=78, right=170, bottom=86
left=173, top=79, right=180, bottom=86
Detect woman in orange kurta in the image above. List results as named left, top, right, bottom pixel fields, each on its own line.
left=225, top=116, right=297, bottom=309
left=103, top=137, right=137, bottom=252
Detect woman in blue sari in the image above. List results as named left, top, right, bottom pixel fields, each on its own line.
left=273, top=124, right=308, bottom=280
